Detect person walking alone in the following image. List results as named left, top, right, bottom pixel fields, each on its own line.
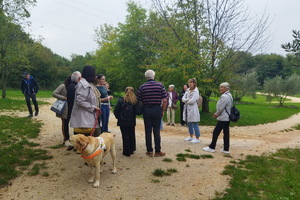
left=20, top=72, right=39, bottom=117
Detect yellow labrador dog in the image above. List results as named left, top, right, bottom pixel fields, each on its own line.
left=70, top=133, right=117, bottom=188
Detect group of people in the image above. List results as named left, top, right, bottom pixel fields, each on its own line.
left=21, top=67, right=233, bottom=156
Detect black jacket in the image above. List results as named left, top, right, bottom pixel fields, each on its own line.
left=20, top=76, right=39, bottom=95
left=67, top=81, right=77, bottom=119
left=114, top=97, right=142, bottom=127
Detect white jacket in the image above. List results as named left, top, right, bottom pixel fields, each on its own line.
left=182, top=87, right=200, bottom=122
left=215, top=91, right=232, bottom=121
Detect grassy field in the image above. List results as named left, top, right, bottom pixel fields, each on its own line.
left=215, top=148, right=300, bottom=199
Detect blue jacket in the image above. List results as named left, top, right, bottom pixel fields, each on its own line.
left=21, top=75, right=39, bottom=95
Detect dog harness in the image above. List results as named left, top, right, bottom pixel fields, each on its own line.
left=81, top=137, right=106, bottom=160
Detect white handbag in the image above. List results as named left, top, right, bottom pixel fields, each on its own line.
left=50, top=100, right=66, bottom=115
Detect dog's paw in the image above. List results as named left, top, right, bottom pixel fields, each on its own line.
left=88, top=177, right=94, bottom=183
left=93, top=181, right=100, bottom=188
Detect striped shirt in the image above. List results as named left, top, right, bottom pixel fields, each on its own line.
left=137, top=79, right=167, bottom=105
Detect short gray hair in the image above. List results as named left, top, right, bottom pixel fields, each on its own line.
left=220, top=82, right=230, bottom=89
left=145, top=70, right=155, bottom=80
left=71, top=71, right=81, bottom=82
left=169, top=84, right=175, bottom=89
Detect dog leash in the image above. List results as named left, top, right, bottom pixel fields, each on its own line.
left=90, top=109, right=101, bottom=136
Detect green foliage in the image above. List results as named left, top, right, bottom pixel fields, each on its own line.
left=215, top=148, right=300, bottom=199
left=162, top=158, right=173, bottom=162
left=264, top=74, right=300, bottom=106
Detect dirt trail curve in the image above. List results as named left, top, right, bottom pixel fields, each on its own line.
left=0, top=98, right=300, bottom=200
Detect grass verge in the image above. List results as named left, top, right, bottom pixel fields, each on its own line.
left=0, top=116, right=52, bottom=186
left=214, top=148, right=300, bottom=199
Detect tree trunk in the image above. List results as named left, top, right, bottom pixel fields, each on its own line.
left=1, top=69, right=7, bottom=99
left=202, top=90, right=212, bottom=113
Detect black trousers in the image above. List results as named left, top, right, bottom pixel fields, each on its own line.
left=120, top=126, right=136, bottom=156
left=209, top=121, right=230, bottom=151
left=180, top=103, right=185, bottom=125
left=24, top=93, right=39, bottom=114
left=143, top=105, right=162, bottom=153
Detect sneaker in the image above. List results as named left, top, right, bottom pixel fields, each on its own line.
left=66, top=146, right=74, bottom=151
left=166, top=123, right=170, bottom=125
left=220, top=149, right=230, bottom=154
left=171, top=123, right=175, bottom=126
left=64, top=140, right=72, bottom=147
left=27, top=114, right=33, bottom=118
left=184, top=137, right=193, bottom=141
left=203, top=146, right=215, bottom=153
left=190, top=138, right=200, bottom=143
left=34, top=111, right=39, bottom=116
left=154, top=152, right=166, bottom=157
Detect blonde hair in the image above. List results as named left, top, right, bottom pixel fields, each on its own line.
left=124, top=87, right=137, bottom=105
left=188, top=78, right=197, bottom=90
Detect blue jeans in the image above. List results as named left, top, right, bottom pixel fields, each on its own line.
left=187, top=122, right=200, bottom=138
left=101, top=105, right=110, bottom=132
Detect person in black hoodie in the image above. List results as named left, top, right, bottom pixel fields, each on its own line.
left=20, top=72, right=39, bottom=117
left=114, top=87, right=142, bottom=157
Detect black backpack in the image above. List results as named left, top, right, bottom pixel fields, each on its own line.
left=225, top=94, right=240, bottom=122
left=120, top=101, right=134, bottom=121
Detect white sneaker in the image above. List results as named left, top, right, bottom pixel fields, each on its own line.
left=220, top=149, right=230, bottom=154
left=203, top=146, right=215, bottom=153
left=184, top=137, right=193, bottom=141
left=190, top=138, right=200, bottom=143
left=64, top=140, right=72, bottom=147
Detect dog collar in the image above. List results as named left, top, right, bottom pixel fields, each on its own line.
left=81, top=137, right=106, bottom=160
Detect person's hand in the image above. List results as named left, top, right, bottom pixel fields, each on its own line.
left=162, top=111, right=165, bottom=117
left=213, top=113, right=218, bottom=118
left=108, top=96, right=113, bottom=100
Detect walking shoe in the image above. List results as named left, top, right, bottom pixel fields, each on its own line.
left=190, top=138, right=200, bottom=143
left=154, top=152, right=166, bottom=157
left=66, top=146, right=74, bottom=151
left=171, top=123, right=175, bottom=126
left=184, top=137, right=193, bottom=141
left=28, top=114, right=33, bottom=118
left=64, top=140, right=72, bottom=147
left=220, top=149, right=230, bottom=154
left=34, top=111, right=39, bottom=116
left=166, top=123, right=170, bottom=125
left=203, top=146, right=215, bottom=153
left=146, top=152, right=153, bottom=157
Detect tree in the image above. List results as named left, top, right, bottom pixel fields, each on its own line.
left=230, top=72, right=259, bottom=101
left=282, top=30, right=300, bottom=68
left=149, top=0, right=270, bottom=112
left=263, top=74, right=300, bottom=106
left=0, top=0, right=36, bottom=98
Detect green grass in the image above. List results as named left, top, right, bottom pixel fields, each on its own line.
left=152, top=168, right=178, bottom=177
left=0, top=115, right=52, bottom=186
left=162, top=158, right=173, bottom=162
left=6, top=89, right=53, bottom=99
left=293, top=124, right=300, bottom=130
left=215, top=148, right=300, bottom=199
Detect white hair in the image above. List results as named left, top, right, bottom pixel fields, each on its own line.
left=145, top=70, right=155, bottom=80
left=220, top=82, right=230, bottom=89
left=169, top=84, right=175, bottom=89
left=71, top=71, right=81, bottom=82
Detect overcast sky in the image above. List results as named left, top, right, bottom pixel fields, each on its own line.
left=25, top=0, right=300, bottom=59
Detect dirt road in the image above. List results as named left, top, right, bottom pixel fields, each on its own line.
left=1, top=98, right=300, bottom=200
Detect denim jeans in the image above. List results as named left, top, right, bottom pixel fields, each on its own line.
left=101, top=105, right=110, bottom=132
left=187, top=122, right=200, bottom=138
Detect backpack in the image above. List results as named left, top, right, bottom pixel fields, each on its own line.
left=120, top=100, right=134, bottom=122
left=225, top=94, right=240, bottom=122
